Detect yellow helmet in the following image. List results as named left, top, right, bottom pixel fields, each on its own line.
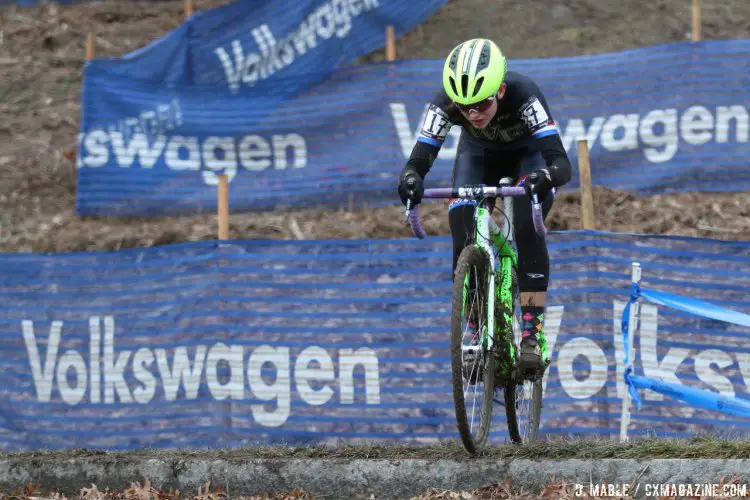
left=442, top=38, right=507, bottom=104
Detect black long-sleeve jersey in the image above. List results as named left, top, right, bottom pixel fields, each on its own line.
left=403, top=71, right=573, bottom=187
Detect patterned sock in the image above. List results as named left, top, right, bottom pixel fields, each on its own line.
left=521, top=306, right=545, bottom=344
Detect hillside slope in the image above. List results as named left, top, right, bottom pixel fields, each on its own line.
left=1, top=0, right=748, bottom=252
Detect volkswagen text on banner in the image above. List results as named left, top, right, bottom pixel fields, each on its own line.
left=77, top=40, right=750, bottom=216
left=76, top=0, right=449, bottom=216
left=1, top=231, right=750, bottom=451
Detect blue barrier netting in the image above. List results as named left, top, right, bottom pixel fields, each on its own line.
left=77, top=39, right=750, bottom=215
left=2, top=230, right=750, bottom=450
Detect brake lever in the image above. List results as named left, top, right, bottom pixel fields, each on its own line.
left=531, top=193, right=546, bottom=238
left=403, top=198, right=412, bottom=224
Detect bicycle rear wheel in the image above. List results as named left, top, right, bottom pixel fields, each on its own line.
left=504, top=375, right=542, bottom=443
left=501, top=267, right=543, bottom=444
left=450, top=245, right=495, bottom=455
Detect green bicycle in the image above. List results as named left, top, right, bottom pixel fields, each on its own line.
left=404, top=180, right=547, bottom=454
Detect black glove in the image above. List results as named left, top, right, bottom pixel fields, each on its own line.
left=524, top=169, right=553, bottom=202
left=398, top=170, right=424, bottom=206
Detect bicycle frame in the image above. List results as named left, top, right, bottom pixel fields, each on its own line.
left=469, top=202, right=519, bottom=357
left=406, top=184, right=545, bottom=362
left=405, top=185, right=548, bottom=448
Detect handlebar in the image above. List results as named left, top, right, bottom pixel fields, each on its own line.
left=404, top=186, right=547, bottom=240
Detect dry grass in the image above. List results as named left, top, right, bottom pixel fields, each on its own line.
left=5, top=436, right=749, bottom=461
left=0, top=478, right=314, bottom=499
left=3, top=474, right=749, bottom=499
left=2, top=186, right=750, bottom=253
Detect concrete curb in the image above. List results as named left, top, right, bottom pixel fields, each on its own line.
left=0, top=457, right=748, bottom=498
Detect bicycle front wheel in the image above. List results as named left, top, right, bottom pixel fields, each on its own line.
left=450, top=244, right=495, bottom=455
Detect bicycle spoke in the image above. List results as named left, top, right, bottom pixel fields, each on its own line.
left=515, top=381, right=533, bottom=439
left=451, top=246, right=495, bottom=454
left=504, top=297, right=544, bottom=444
left=462, top=265, right=486, bottom=437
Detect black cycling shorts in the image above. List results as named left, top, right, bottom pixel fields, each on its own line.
left=447, top=135, right=554, bottom=293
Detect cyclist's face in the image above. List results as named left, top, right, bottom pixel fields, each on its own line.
left=459, top=83, right=506, bottom=129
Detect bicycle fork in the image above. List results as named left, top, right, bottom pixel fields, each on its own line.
left=476, top=207, right=496, bottom=352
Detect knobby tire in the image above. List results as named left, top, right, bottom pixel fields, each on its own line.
left=450, top=245, right=495, bottom=455
left=500, top=265, right=543, bottom=444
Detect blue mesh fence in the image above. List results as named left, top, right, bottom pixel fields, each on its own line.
left=0, top=0, right=176, bottom=4
left=1, top=230, right=750, bottom=451
left=77, top=40, right=750, bottom=216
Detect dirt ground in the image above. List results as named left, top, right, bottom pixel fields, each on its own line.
left=1, top=0, right=749, bottom=253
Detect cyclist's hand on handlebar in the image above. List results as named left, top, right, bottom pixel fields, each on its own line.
left=524, top=169, right=553, bottom=202
left=398, top=171, right=424, bottom=206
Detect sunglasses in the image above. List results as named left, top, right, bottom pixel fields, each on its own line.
left=454, top=95, right=496, bottom=114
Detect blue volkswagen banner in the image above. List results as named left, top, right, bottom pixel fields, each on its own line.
left=0, top=0, right=174, bottom=4
left=86, top=0, right=448, bottom=92
left=1, top=230, right=749, bottom=451
left=76, top=40, right=750, bottom=216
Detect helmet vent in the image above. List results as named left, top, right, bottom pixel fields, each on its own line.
left=477, top=41, right=490, bottom=72
left=448, top=47, right=460, bottom=71
left=449, top=76, right=458, bottom=97
left=461, top=74, right=469, bottom=98
left=472, top=77, right=484, bottom=98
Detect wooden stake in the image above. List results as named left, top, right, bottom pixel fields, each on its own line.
left=385, top=25, right=396, bottom=61
left=184, top=0, right=194, bottom=18
left=218, top=174, right=229, bottom=240
left=577, top=139, right=596, bottom=230
left=692, top=0, right=701, bottom=41
left=76, top=32, right=96, bottom=184
left=85, top=32, right=95, bottom=60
